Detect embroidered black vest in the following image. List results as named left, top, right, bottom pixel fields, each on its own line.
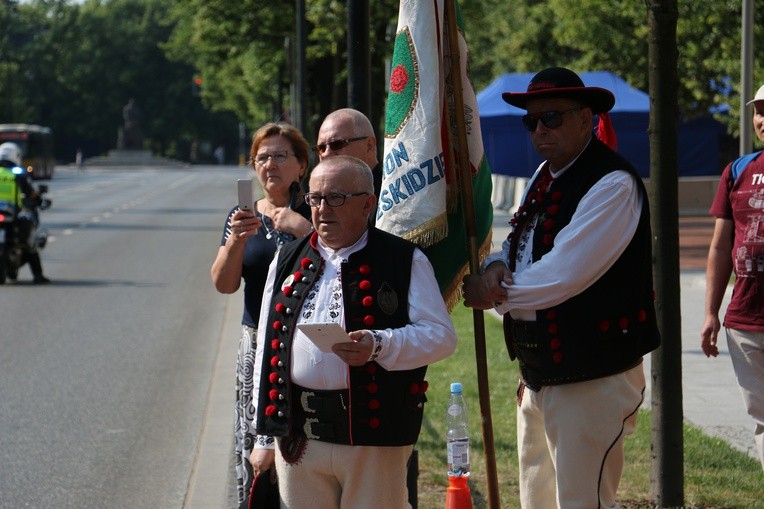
left=255, top=228, right=430, bottom=446
left=507, top=138, right=661, bottom=389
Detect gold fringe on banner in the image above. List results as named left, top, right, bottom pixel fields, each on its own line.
left=441, top=227, right=493, bottom=313
left=400, top=213, right=449, bottom=248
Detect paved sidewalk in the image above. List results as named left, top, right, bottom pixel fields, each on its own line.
left=653, top=270, right=756, bottom=458
left=490, top=211, right=757, bottom=460
left=186, top=294, right=240, bottom=509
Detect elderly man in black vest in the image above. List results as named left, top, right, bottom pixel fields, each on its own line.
left=249, top=155, right=456, bottom=508
left=463, top=67, right=661, bottom=509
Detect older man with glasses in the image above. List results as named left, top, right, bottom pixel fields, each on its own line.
left=248, top=155, right=456, bottom=509
left=315, top=108, right=381, bottom=202
left=462, top=67, right=661, bottom=509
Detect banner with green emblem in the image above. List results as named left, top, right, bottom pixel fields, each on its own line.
left=378, top=0, right=493, bottom=312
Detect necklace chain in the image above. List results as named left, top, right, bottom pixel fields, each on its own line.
left=261, top=214, right=291, bottom=246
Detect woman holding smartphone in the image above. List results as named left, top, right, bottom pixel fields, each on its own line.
left=210, top=122, right=313, bottom=508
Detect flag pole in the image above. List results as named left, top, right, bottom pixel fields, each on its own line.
left=443, top=1, right=500, bottom=507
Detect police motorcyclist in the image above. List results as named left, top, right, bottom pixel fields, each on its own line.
left=0, top=142, right=50, bottom=284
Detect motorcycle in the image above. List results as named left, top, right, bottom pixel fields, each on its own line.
left=0, top=184, right=51, bottom=284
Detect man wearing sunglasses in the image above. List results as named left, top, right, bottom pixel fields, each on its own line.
left=315, top=109, right=382, bottom=212
left=463, top=67, right=660, bottom=509
left=249, top=155, right=456, bottom=508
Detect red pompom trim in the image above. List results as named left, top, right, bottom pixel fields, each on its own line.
left=552, top=352, right=563, bottom=364
left=596, top=112, right=618, bottom=151
left=300, top=258, right=312, bottom=269
left=367, top=382, right=379, bottom=394
left=368, top=399, right=380, bottom=410
left=269, top=389, right=279, bottom=401
left=362, top=296, right=374, bottom=307
left=265, top=405, right=277, bottom=416
left=369, top=417, right=381, bottom=429
left=269, top=372, right=279, bottom=383
left=363, top=315, right=375, bottom=326
left=359, top=280, right=372, bottom=291
left=359, top=265, right=372, bottom=275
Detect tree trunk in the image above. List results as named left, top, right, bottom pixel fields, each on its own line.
left=646, top=0, right=684, bottom=506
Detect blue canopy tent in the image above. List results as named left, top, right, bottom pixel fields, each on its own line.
left=478, top=71, right=725, bottom=178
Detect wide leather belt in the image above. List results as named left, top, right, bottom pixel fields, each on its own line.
left=510, top=319, right=541, bottom=348
left=293, top=384, right=351, bottom=444
left=509, top=320, right=544, bottom=390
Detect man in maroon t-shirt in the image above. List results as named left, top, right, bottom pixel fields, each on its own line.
left=702, top=84, right=764, bottom=471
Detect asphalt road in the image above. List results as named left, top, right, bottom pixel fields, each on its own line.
left=0, top=165, right=249, bottom=508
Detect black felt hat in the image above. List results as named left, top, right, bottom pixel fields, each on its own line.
left=502, top=67, right=615, bottom=114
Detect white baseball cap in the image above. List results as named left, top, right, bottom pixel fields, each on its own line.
left=746, top=84, right=764, bottom=105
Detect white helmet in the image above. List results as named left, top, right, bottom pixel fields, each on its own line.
left=0, top=142, right=22, bottom=166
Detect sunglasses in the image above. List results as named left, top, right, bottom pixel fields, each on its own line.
left=313, top=136, right=367, bottom=155
left=521, top=106, right=584, bottom=132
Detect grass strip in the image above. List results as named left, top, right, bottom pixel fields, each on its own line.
left=414, top=305, right=763, bottom=508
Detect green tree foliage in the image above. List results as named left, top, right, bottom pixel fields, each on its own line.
left=461, top=0, right=763, bottom=141
left=164, top=0, right=398, bottom=139
left=3, top=0, right=238, bottom=161
left=164, top=0, right=291, bottom=129
left=1, top=0, right=39, bottom=121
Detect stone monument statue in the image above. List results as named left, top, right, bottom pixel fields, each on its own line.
left=117, top=98, right=143, bottom=150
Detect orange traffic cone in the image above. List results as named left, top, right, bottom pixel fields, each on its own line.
left=445, top=475, right=473, bottom=509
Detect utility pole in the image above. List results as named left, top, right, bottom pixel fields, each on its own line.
left=347, top=0, right=371, bottom=117
left=740, top=0, right=754, bottom=155
left=646, top=1, right=684, bottom=506
left=294, top=0, right=307, bottom=133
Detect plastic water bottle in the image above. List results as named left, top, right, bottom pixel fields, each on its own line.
left=446, top=382, right=470, bottom=477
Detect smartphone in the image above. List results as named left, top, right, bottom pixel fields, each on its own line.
left=237, top=179, right=254, bottom=211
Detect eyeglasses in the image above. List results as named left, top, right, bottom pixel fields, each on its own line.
left=521, top=106, right=584, bottom=132
left=253, top=150, right=292, bottom=166
left=304, top=191, right=369, bottom=207
left=313, top=136, right=367, bottom=155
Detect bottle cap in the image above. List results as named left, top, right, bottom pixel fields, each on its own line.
left=450, top=382, right=462, bottom=394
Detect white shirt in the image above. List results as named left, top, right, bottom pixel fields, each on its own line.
left=485, top=154, right=643, bottom=321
